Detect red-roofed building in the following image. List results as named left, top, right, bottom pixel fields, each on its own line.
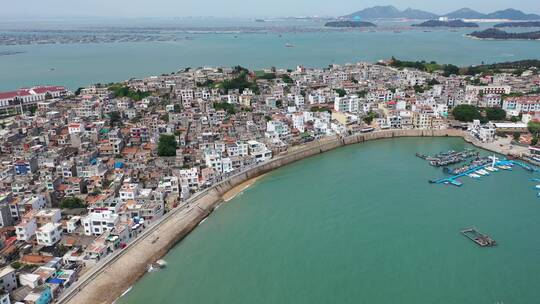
left=0, top=86, right=67, bottom=112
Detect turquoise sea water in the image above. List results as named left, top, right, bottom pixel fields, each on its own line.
left=118, top=137, right=540, bottom=304
left=1, top=21, right=540, bottom=90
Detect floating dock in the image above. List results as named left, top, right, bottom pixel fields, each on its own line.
left=430, top=159, right=535, bottom=187
left=461, top=227, right=497, bottom=247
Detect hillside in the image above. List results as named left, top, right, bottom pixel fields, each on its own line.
left=342, top=6, right=540, bottom=21
left=412, top=20, right=479, bottom=28
left=445, top=8, right=487, bottom=19
left=469, top=28, right=540, bottom=40
left=494, top=21, right=540, bottom=28
left=343, top=5, right=437, bottom=19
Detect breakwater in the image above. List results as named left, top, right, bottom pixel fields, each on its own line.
left=61, top=129, right=465, bottom=304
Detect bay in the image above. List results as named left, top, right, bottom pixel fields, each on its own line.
left=118, top=137, right=540, bottom=304
left=1, top=20, right=540, bottom=91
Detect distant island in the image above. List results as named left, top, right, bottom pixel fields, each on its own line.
left=0, top=51, right=25, bottom=56
left=468, top=28, right=540, bottom=40
left=342, top=5, right=540, bottom=21
left=494, top=21, right=540, bottom=28
left=412, top=20, right=479, bottom=28
left=324, top=21, right=377, bottom=28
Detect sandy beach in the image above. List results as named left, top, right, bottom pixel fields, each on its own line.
left=222, top=174, right=267, bottom=202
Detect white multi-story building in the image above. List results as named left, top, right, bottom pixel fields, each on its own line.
left=36, top=223, right=62, bottom=246
left=119, top=183, right=140, bottom=201
left=247, top=140, right=273, bottom=163
left=294, top=95, right=305, bottom=108
left=178, top=168, right=199, bottom=189
left=0, top=266, right=17, bottom=294
left=465, top=85, right=511, bottom=96
left=34, top=208, right=62, bottom=227
left=0, top=293, right=9, bottom=304
left=226, top=142, right=249, bottom=157
left=82, top=211, right=119, bottom=236
left=158, top=176, right=181, bottom=195
left=222, top=157, right=233, bottom=173
left=204, top=150, right=223, bottom=173
left=266, top=120, right=290, bottom=140
left=0, top=86, right=67, bottom=111
left=9, top=195, right=47, bottom=221
left=502, top=96, right=540, bottom=114
left=292, top=113, right=305, bottom=133
left=334, top=95, right=359, bottom=113
left=15, top=215, right=37, bottom=242
left=479, top=94, right=502, bottom=108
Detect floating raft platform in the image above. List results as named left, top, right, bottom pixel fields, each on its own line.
left=461, top=227, right=497, bottom=247
left=429, top=159, right=535, bottom=187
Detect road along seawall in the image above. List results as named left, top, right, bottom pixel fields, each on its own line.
left=62, top=129, right=465, bottom=304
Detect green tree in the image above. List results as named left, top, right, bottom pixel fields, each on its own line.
left=109, top=84, right=150, bottom=101
left=109, top=111, right=122, bottom=127
left=75, top=87, right=84, bottom=96
left=335, top=88, right=347, bottom=97
left=281, top=75, right=294, bottom=84
left=443, top=64, right=460, bottom=77
left=512, top=132, right=521, bottom=141
left=257, top=73, right=276, bottom=80
left=527, top=120, right=540, bottom=136
left=427, top=78, right=440, bottom=86
left=452, top=105, right=482, bottom=122
left=363, top=111, right=378, bottom=124
left=213, top=102, right=236, bottom=115
left=158, top=134, right=177, bottom=157
left=485, top=108, right=506, bottom=121
left=60, top=197, right=86, bottom=209
left=532, top=136, right=539, bottom=146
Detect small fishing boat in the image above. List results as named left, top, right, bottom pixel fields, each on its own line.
left=148, top=259, right=167, bottom=272
left=468, top=173, right=481, bottom=178
left=476, top=169, right=489, bottom=176
left=485, top=166, right=498, bottom=172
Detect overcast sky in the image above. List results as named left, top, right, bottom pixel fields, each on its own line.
left=2, top=0, right=539, bottom=18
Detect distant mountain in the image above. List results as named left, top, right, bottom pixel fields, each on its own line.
left=342, top=6, right=540, bottom=21
left=444, top=8, right=487, bottom=19
left=343, top=5, right=437, bottom=19
left=401, top=8, right=439, bottom=19
left=486, top=9, right=540, bottom=20
left=412, top=20, right=479, bottom=28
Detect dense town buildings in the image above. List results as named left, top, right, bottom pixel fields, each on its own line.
left=0, top=61, right=539, bottom=303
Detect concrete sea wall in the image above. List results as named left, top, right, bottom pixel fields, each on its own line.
left=61, top=129, right=465, bottom=304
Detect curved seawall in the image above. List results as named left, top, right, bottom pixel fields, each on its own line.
left=61, top=129, right=465, bottom=304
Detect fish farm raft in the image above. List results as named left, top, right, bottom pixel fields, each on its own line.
left=416, top=148, right=478, bottom=167
left=461, top=227, right=497, bottom=247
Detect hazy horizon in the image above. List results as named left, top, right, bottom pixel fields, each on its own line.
left=1, top=1, right=539, bottom=19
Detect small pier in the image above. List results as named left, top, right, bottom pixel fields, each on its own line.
left=429, top=158, right=535, bottom=187
left=461, top=227, right=497, bottom=247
